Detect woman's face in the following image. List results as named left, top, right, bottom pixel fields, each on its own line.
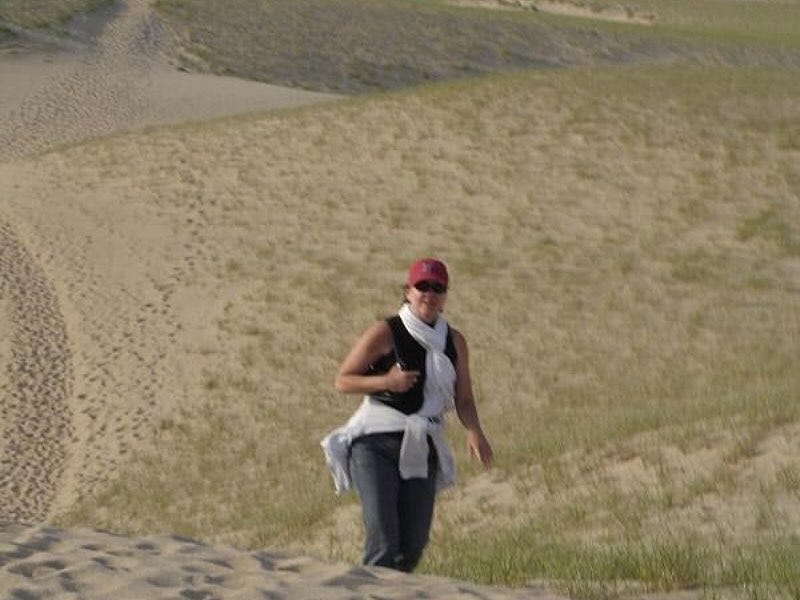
left=405, top=281, right=448, bottom=324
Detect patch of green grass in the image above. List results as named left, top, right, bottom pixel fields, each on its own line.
left=427, top=527, right=800, bottom=599
left=61, top=389, right=335, bottom=547
left=738, top=209, right=800, bottom=256
left=670, top=248, right=721, bottom=283
left=722, top=537, right=800, bottom=598
left=776, top=464, right=800, bottom=494
left=426, top=528, right=715, bottom=591
left=499, top=379, right=799, bottom=474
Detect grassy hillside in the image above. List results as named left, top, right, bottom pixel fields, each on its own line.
left=578, top=0, right=800, bottom=48
left=5, top=0, right=798, bottom=597
left=153, top=0, right=800, bottom=93
left=54, top=64, right=800, bottom=598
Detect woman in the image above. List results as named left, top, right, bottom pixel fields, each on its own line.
left=321, top=257, right=493, bottom=573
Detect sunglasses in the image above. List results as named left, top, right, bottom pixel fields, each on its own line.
left=414, top=281, right=447, bottom=294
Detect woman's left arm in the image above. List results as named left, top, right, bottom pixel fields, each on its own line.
left=451, top=329, right=493, bottom=469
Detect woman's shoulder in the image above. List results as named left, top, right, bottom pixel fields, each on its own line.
left=362, top=318, right=393, bottom=337
left=447, top=323, right=464, bottom=339
left=448, top=326, right=468, bottom=352
left=358, top=318, right=394, bottom=349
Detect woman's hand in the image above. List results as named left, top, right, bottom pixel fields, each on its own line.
left=466, top=429, right=493, bottom=469
left=384, top=363, right=420, bottom=393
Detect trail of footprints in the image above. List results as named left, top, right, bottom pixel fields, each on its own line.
left=0, top=174, right=212, bottom=519
left=0, top=0, right=190, bottom=517
left=0, top=222, right=72, bottom=522
left=70, top=277, right=180, bottom=494
left=0, top=195, right=200, bottom=514
left=41, top=204, right=193, bottom=503
left=0, top=0, right=171, bottom=162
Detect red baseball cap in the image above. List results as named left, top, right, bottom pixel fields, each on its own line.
left=407, top=258, right=449, bottom=287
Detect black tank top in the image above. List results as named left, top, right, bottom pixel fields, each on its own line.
left=367, top=315, right=458, bottom=415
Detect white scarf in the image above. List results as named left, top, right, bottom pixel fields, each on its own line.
left=398, top=303, right=456, bottom=414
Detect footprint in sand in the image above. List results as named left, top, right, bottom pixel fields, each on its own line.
left=0, top=0, right=336, bottom=521
left=0, top=0, right=169, bottom=161
left=0, top=0, right=335, bottom=162
left=0, top=220, right=72, bottom=522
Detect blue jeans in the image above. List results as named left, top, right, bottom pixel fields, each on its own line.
left=349, top=432, right=438, bottom=572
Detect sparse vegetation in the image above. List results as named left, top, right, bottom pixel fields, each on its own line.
left=55, top=62, right=800, bottom=598
left=0, top=0, right=111, bottom=30
left=152, top=0, right=800, bottom=93
left=7, top=0, right=797, bottom=598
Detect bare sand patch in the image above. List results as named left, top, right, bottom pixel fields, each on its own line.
left=0, top=0, right=338, bottom=523
left=0, top=0, right=339, bottom=162
left=0, top=523, right=558, bottom=599
left=0, top=221, right=71, bottom=523
left=145, top=67, right=337, bottom=125
left=0, top=51, right=338, bottom=161
left=446, top=0, right=655, bottom=25
left=0, top=155, right=229, bottom=519
left=0, top=54, right=75, bottom=107
left=0, top=297, right=9, bottom=460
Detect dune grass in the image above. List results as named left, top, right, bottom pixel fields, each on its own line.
left=11, top=1, right=797, bottom=597
left=0, top=0, right=111, bottom=29
left=152, top=0, right=800, bottom=94
left=510, top=0, right=800, bottom=50
left=55, top=61, right=800, bottom=598
left=574, top=0, right=800, bottom=49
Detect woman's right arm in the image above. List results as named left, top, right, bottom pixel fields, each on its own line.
left=334, top=321, right=419, bottom=394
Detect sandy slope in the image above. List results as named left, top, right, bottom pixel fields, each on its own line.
left=0, top=128, right=573, bottom=599
left=0, top=0, right=337, bottom=522
left=0, top=53, right=336, bottom=161
left=2, top=1, right=794, bottom=597
left=0, top=223, right=71, bottom=523
left=0, top=2, right=562, bottom=598
left=0, top=0, right=337, bottom=162
left=0, top=0, right=468, bottom=596
left=0, top=523, right=559, bottom=599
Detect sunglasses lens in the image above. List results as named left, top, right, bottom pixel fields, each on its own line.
left=415, top=281, right=446, bottom=294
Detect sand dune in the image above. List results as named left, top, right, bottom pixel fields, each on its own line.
left=0, top=1, right=560, bottom=597
left=0, top=0, right=459, bottom=597
left=0, top=136, right=569, bottom=597
left=0, top=0, right=338, bottom=162
left=0, top=221, right=72, bottom=523
left=2, top=0, right=796, bottom=597
left=0, top=0, right=339, bottom=521
left=0, top=523, right=559, bottom=599
left=0, top=53, right=337, bottom=162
